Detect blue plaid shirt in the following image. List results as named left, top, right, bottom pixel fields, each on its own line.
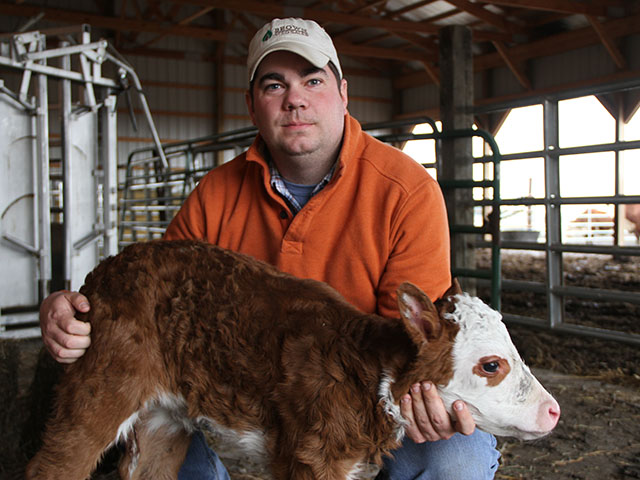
left=269, top=160, right=335, bottom=214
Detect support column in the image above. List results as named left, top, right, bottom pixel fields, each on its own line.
left=543, top=99, right=563, bottom=328
left=438, top=25, right=475, bottom=293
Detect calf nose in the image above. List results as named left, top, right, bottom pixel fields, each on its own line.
left=538, top=398, right=561, bottom=431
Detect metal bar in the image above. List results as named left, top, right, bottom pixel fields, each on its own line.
left=549, top=243, right=640, bottom=256
left=73, top=231, right=102, bottom=251
left=503, top=313, right=640, bottom=347
left=61, top=47, right=73, bottom=289
left=101, top=95, right=118, bottom=256
left=0, top=55, right=118, bottom=87
left=485, top=138, right=640, bottom=161
left=553, top=285, right=640, bottom=305
left=22, top=40, right=108, bottom=61
left=1, top=233, right=39, bottom=256
left=544, top=99, right=564, bottom=329
left=0, top=79, right=35, bottom=110
left=104, top=51, right=168, bottom=169
left=474, top=75, right=640, bottom=115
left=452, top=267, right=493, bottom=280
left=127, top=180, right=185, bottom=190
left=35, top=67, right=52, bottom=301
left=501, top=279, right=547, bottom=294
left=489, top=195, right=640, bottom=206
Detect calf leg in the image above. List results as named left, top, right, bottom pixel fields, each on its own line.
left=25, top=367, right=160, bottom=480
left=271, top=438, right=362, bottom=480
left=25, top=394, right=139, bottom=480
left=119, top=410, right=191, bottom=480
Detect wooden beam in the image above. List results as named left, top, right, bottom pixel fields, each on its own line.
left=587, top=15, right=627, bottom=69
left=387, top=0, right=440, bottom=18
left=472, top=68, right=640, bottom=110
left=0, top=3, right=228, bottom=41
left=394, top=12, right=640, bottom=89
left=446, top=0, right=512, bottom=32
left=421, top=60, right=440, bottom=86
left=170, top=0, right=442, bottom=34
left=492, top=40, right=532, bottom=90
left=334, top=40, right=436, bottom=62
left=142, top=5, right=216, bottom=47
left=476, top=0, right=607, bottom=16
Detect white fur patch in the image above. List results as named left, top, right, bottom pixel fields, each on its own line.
left=197, top=417, right=268, bottom=462
left=378, top=370, right=407, bottom=443
left=146, top=392, right=195, bottom=435
left=113, top=392, right=195, bottom=479
left=346, top=461, right=368, bottom=480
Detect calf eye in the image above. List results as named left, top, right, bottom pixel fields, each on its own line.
left=482, top=361, right=500, bottom=373
left=473, top=356, right=510, bottom=385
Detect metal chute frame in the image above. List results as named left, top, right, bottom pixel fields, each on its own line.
left=0, top=24, right=165, bottom=335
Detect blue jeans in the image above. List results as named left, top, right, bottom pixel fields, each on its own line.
left=178, top=429, right=499, bottom=480
left=177, top=431, right=230, bottom=480
left=382, top=430, right=500, bottom=480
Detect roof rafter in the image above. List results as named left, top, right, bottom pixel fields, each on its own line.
left=476, top=0, right=607, bottom=16
left=492, top=40, right=532, bottom=90
left=0, top=3, right=229, bottom=41
left=587, top=15, right=627, bottom=69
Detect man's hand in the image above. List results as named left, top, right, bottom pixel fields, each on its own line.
left=39, top=291, right=91, bottom=364
left=401, top=381, right=475, bottom=443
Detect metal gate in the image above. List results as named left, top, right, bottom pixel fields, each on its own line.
left=0, top=25, right=164, bottom=335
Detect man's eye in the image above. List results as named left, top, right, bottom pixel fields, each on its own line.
left=308, top=78, right=322, bottom=86
left=265, top=83, right=282, bottom=91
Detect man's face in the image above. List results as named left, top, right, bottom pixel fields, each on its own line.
left=246, top=51, right=348, bottom=164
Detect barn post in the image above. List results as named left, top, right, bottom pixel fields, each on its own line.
left=438, top=25, right=475, bottom=294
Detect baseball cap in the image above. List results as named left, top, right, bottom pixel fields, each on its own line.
left=247, top=18, right=342, bottom=82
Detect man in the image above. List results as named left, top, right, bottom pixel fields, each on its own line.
left=39, top=18, right=499, bottom=479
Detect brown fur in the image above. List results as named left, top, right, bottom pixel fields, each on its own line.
left=26, top=239, right=460, bottom=480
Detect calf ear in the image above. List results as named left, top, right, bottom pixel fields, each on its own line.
left=436, top=278, right=462, bottom=318
left=443, top=278, right=462, bottom=298
left=397, top=282, right=441, bottom=341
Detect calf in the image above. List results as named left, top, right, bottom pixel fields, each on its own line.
left=26, top=240, right=560, bottom=480
left=625, top=204, right=640, bottom=242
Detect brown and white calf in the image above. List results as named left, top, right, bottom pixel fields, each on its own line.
left=26, top=240, right=560, bottom=480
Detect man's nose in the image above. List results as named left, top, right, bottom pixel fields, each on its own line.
left=284, top=84, right=307, bottom=110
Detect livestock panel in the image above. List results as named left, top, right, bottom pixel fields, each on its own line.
left=0, top=93, right=39, bottom=309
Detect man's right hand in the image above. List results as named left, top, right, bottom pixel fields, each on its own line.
left=39, top=291, right=91, bottom=364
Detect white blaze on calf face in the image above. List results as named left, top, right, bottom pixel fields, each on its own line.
left=437, top=294, right=560, bottom=440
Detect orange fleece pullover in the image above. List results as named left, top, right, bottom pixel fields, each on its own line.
left=164, top=114, right=451, bottom=317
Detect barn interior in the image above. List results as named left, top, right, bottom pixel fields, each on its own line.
left=1, top=1, right=639, bottom=479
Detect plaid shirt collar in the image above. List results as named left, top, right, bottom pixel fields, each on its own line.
left=269, top=160, right=336, bottom=214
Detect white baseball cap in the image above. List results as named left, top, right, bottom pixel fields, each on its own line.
left=247, top=18, right=342, bottom=83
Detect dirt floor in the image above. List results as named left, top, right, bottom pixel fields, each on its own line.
left=1, top=251, right=639, bottom=480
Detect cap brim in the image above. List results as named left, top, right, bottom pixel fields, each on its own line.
left=249, top=43, right=331, bottom=82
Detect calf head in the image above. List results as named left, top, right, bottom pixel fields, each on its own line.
left=397, top=281, right=560, bottom=441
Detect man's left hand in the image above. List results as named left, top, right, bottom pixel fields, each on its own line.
left=400, top=381, right=476, bottom=443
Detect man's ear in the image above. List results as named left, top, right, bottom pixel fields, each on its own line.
left=245, top=89, right=257, bottom=126
left=397, top=282, right=441, bottom=341
left=340, top=78, right=348, bottom=113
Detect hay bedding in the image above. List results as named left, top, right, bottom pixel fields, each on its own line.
left=1, top=252, right=639, bottom=479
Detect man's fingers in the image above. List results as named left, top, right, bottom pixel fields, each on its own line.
left=400, top=393, right=427, bottom=443
left=409, top=383, right=443, bottom=441
left=421, top=382, right=456, bottom=440
left=452, top=400, right=476, bottom=436
left=68, top=292, right=91, bottom=313
left=62, top=316, right=91, bottom=336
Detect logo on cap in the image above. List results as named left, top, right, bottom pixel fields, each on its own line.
left=273, top=24, right=309, bottom=37
left=262, top=30, right=272, bottom=42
